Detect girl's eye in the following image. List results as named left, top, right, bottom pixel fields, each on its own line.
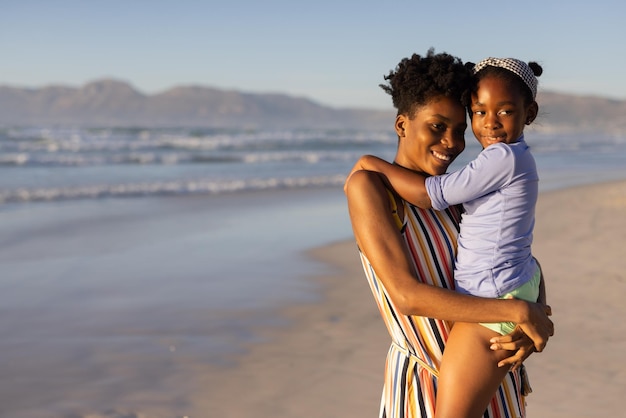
left=473, top=110, right=485, bottom=115
left=499, top=110, right=514, bottom=115
left=432, top=123, right=445, bottom=130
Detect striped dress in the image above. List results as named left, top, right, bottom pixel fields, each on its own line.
left=359, top=195, right=528, bottom=418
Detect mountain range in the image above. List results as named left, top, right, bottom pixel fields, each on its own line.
left=1, top=79, right=625, bottom=134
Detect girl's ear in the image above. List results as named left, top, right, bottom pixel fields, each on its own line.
left=395, top=114, right=407, bottom=137
left=525, top=101, right=539, bottom=125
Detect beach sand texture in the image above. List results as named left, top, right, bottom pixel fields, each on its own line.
left=204, top=180, right=626, bottom=418
left=1, top=181, right=624, bottom=417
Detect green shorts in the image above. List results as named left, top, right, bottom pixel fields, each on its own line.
left=480, top=266, right=541, bottom=335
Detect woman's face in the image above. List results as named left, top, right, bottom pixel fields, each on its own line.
left=470, top=75, right=538, bottom=148
left=394, top=95, right=467, bottom=176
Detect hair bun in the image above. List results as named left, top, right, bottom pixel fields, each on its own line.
left=528, top=62, right=543, bottom=77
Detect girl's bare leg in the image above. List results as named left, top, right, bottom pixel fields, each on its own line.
left=435, top=322, right=513, bottom=418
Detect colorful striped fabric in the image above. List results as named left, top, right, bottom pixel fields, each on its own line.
left=359, top=197, right=528, bottom=418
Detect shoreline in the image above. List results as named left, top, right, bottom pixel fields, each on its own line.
left=203, top=179, right=626, bottom=417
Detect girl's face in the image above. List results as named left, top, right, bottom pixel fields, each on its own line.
left=394, top=95, right=467, bottom=176
left=470, top=76, right=538, bottom=149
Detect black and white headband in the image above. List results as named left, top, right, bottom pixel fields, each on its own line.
left=473, top=57, right=538, bottom=99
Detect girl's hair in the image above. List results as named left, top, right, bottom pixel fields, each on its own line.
left=467, top=61, right=543, bottom=106
left=380, top=48, right=472, bottom=117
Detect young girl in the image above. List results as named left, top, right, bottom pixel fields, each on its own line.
left=350, top=57, right=547, bottom=418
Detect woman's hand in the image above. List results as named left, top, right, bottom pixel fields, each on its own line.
left=491, top=300, right=553, bottom=370
left=490, top=326, right=535, bottom=370
left=518, top=301, right=553, bottom=353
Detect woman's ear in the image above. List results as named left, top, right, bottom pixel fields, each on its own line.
left=525, top=102, right=539, bottom=125
left=395, top=114, right=406, bottom=137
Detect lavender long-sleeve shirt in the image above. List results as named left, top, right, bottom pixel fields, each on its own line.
left=425, top=136, right=538, bottom=298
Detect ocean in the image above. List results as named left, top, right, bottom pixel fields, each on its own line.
left=3, top=126, right=626, bottom=202
left=1, top=126, right=626, bottom=394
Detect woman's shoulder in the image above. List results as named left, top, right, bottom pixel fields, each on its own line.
left=345, top=169, right=384, bottom=194
left=345, top=170, right=396, bottom=208
left=346, top=170, right=406, bottom=229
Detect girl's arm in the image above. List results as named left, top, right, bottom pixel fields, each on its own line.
left=347, top=155, right=432, bottom=208
left=345, top=170, right=553, bottom=355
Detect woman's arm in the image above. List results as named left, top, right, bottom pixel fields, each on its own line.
left=347, top=155, right=432, bottom=208
left=346, top=170, right=553, bottom=353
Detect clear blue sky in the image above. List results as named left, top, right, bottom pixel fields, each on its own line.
left=2, top=0, right=625, bottom=109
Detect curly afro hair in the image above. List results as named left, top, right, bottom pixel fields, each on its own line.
left=380, top=48, right=472, bottom=117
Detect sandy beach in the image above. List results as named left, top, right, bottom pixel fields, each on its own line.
left=1, top=180, right=625, bottom=417
left=201, top=180, right=626, bottom=418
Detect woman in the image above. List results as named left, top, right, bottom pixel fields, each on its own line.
left=345, top=49, right=553, bottom=417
